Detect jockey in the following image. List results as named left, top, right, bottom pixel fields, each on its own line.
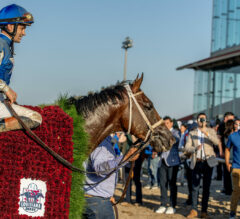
left=0, top=4, right=42, bottom=132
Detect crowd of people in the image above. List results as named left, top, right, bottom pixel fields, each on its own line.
left=141, top=112, right=240, bottom=219
left=0, top=3, right=239, bottom=219
left=83, top=112, right=240, bottom=219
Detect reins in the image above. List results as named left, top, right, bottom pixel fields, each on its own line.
left=4, top=83, right=165, bottom=218
left=4, top=99, right=149, bottom=176
left=84, top=139, right=151, bottom=186
left=109, top=85, right=165, bottom=212
left=4, top=84, right=163, bottom=176
left=3, top=82, right=164, bottom=219
left=4, top=100, right=86, bottom=174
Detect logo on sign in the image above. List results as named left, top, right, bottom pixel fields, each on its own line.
left=20, top=183, right=44, bottom=213
left=19, top=178, right=46, bottom=217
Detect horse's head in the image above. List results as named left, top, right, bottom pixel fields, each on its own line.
left=67, top=74, right=175, bottom=153
left=121, top=74, right=175, bottom=152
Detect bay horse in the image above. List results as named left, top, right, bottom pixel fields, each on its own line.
left=68, top=74, right=175, bottom=153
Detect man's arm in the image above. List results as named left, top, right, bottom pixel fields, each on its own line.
left=0, top=78, right=17, bottom=104
left=225, top=135, right=232, bottom=172
left=225, top=148, right=231, bottom=172
left=91, top=145, right=139, bottom=177
left=208, top=129, right=220, bottom=146
left=184, top=132, right=195, bottom=154
left=91, top=146, right=123, bottom=177
left=4, top=86, right=17, bottom=104
left=201, top=128, right=220, bottom=146
left=217, top=141, right=223, bottom=157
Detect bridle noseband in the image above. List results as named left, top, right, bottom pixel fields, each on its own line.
left=124, top=84, right=164, bottom=142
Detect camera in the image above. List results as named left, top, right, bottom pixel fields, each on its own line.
left=199, top=118, right=206, bottom=123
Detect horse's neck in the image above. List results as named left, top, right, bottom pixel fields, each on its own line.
left=83, top=104, right=125, bottom=151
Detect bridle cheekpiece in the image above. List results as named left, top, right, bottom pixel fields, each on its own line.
left=124, top=84, right=164, bottom=142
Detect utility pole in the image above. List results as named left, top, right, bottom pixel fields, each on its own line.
left=122, top=37, right=133, bottom=81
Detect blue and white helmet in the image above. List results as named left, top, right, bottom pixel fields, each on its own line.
left=0, top=4, right=33, bottom=26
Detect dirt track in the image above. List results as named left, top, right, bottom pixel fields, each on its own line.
left=114, top=178, right=237, bottom=219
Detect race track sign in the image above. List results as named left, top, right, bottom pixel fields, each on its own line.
left=18, top=178, right=47, bottom=217
left=0, top=106, right=73, bottom=217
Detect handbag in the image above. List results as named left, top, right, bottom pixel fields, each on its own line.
left=206, top=156, right=218, bottom=168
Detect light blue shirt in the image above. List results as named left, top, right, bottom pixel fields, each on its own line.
left=84, top=136, right=124, bottom=198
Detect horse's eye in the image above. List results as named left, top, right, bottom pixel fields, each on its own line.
left=144, top=102, right=153, bottom=110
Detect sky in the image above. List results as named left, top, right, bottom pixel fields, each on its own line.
left=2, top=0, right=212, bottom=119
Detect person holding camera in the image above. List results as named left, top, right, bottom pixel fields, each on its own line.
left=185, top=113, right=220, bottom=219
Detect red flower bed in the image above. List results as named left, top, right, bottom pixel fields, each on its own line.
left=0, top=106, right=74, bottom=218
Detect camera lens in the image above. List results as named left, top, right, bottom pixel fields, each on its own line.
left=199, top=118, right=206, bottom=123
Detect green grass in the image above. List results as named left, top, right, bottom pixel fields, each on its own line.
left=57, top=95, right=89, bottom=219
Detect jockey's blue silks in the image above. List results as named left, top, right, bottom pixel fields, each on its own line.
left=0, top=33, right=13, bottom=86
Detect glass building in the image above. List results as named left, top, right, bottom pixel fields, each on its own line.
left=178, top=0, right=240, bottom=119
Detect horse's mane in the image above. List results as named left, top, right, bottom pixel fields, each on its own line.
left=69, top=81, right=128, bottom=116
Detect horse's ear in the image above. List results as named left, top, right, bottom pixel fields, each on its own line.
left=136, top=73, right=139, bottom=80
left=132, top=73, right=144, bottom=93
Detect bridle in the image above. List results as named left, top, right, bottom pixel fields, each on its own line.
left=4, top=86, right=165, bottom=219
left=3, top=84, right=164, bottom=174
left=124, top=84, right=164, bottom=142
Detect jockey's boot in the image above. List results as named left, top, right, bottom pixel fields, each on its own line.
left=19, top=117, right=40, bottom=129
left=0, top=116, right=40, bottom=132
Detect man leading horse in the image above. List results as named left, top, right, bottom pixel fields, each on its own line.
left=0, top=4, right=42, bottom=132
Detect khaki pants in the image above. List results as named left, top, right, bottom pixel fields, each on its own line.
left=0, top=93, right=42, bottom=123
left=231, top=168, right=240, bottom=212
left=0, top=102, right=42, bottom=122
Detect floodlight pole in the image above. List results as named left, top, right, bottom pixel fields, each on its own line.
left=123, top=49, right=128, bottom=81
left=122, top=37, right=133, bottom=81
